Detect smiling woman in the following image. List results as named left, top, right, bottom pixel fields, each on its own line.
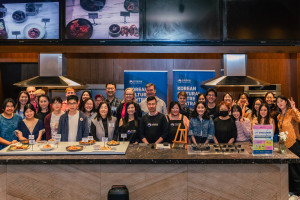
left=0, top=98, right=22, bottom=149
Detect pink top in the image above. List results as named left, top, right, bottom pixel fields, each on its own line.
left=235, top=117, right=251, bottom=142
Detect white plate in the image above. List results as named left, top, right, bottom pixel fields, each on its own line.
left=23, top=23, right=45, bottom=39
left=39, top=144, right=55, bottom=151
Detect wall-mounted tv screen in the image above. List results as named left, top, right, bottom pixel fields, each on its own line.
left=225, top=0, right=300, bottom=42
left=0, top=0, right=59, bottom=40
left=145, top=0, right=220, bottom=42
left=65, top=0, right=140, bottom=40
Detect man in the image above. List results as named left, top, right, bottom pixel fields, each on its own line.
left=105, top=82, right=121, bottom=117
left=58, top=95, right=89, bottom=142
left=95, top=94, right=105, bottom=109
left=206, top=88, right=218, bottom=118
left=139, top=83, right=167, bottom=116
left=139, top=96, right=168, bottom=144
left=62, top=87, right=76, bottom=111
left=26, top=87, right=37, bottom=109
left=177, top=91, right=191, bottom=119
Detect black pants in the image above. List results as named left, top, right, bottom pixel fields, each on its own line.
left=288, top=140, right=300, bottom=195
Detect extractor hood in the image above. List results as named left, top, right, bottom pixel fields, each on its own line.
left=14, top=54, right=84, bottom=89
left=203, top=54, right=270, bottom=87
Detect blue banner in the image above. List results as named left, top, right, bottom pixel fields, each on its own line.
left=173, top=70, right=215, bottom=108
left=124, top=71, right=168, bottom=104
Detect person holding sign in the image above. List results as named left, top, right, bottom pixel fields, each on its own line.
left=58, top=95, right=89, bottom=142
left=166, top=101, right=189, bottom=143
left=277, top=96, right=300, bottom=196
left=251, top=103, right=275, bottom=139
left=214, top=101, right=237, bottom=144
left=0, top=98, right=22, bottom=150
left=189, top=102, right=215, bottom=145
left=105, top=82, right=121, bottom=117
left=139, top=83, right=167, bottom=116
left=116, top=102, right=141, bottom=143
left=16, top=104, right=44, bottom=142
left=116, top=88, right=142, bottom=121
left=90, top=102, right=118, bottom=141
left=44, top=97, right=64, bottom=140
left=139, top=96, right=168, bottom=144
left=231, top=105, right=251, bottom=142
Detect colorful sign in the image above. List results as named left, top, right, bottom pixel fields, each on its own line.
left=124, top=70, right=168, bottom=104
left=173, top=70, right=215, bottom=108
left=252, top=125, right=273, bottom=155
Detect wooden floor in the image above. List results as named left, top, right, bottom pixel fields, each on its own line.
left=0, top=164, right=288, bottom=200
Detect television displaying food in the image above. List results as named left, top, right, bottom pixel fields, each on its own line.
left=65, top=0, right=140, bottom=40
left=0, top=0, right=59, bottom=40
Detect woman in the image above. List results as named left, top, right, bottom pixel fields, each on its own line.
left=81, top=98, right=97, bottom=134
left=116, top=102, right=141, bottom=143
left=197, top=93, right=206, bottom=103
left=177, top=91, right=192, bottom=119
left=0, top=98, right=22, bottom=150
left=252, top=103, right=275, bottom=139
left=16, top=104, right=44, bottom=142
left=231, top=105, right=251, bottom=142
left=79, top=90, right=92, bottom=111
left=90, top=102, right=117, bottom=141
left=237, top=93, right=252, bottom=118
left=214, top=101, right=237, bottom=144
left=36, top=95, right=51, bottom=122
left=116, top=88, right=141, bottom=121
left=223, top=92, right=234, bottom=106
left=44, top=97, right=64, bottom=140
left=276, top=96, right=300, bottom=196
left=15, top=91, right=30, bottom=119
left=265, top=92, right=279, bottom=142
left=189, top=102, right=215, bottom=145
left=247, top=98, right=263, bottom=123
left=166, top=101, right=189, bottom=143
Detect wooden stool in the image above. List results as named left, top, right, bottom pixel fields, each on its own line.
left=172, top=123, right=187, bottom=149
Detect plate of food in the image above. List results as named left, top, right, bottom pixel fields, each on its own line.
left=23, top=23, right=45, bottom=39
left=66, top=145, right=84, bottom=152
left=107, top=140, right=119, bottom=146
left=12, top=10, right=27, bottom=23
left=80, top=0, right=106, bottom=11
left=8, top=143, right=29, bottom=151
left=124, top=0, right=139, bottom=13
left=40, top=144, right=55, bottom=151
left=48, top=139, right=58, bottom=145
left=66, top=18, right=93, bottom=39
left=79, top=139, right=96, bottom=145
left=20, top=139, right=29, bottom=144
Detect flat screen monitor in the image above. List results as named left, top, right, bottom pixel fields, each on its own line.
left=65, top=0, right=140, bottom=40
left=225, top=0, right=300, bottom=42
left=0, top=0, right=60, bottom=40
left=145, top=0, right=221, bottom=42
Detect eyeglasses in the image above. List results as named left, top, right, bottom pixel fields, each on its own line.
left=68, top=102, right=77, bottom=105
left=125, top=94, right=133, bottom=96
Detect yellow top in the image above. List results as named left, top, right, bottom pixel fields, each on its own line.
left=277, top=108, right=300, bottom=148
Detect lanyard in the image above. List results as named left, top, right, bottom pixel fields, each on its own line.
left=279, top=110, right=287, bottom=129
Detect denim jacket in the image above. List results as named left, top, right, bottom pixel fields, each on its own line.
left=188, top=117, right=215, bottom=139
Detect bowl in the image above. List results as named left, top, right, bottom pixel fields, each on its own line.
left=23, top=23, right=45, bottom=39
left=66, top=18, right=93, bottom=39
left=12, top=10, right=27, bottom=23
left=109, top=24, right=120, bottom=37
left=124, top=0, right=139, bottom=13
left=80, top=0, right=106, bottom=11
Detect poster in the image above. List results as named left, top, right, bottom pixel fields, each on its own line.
left=124, top=70, right=168, bottom=104
left=252, top=125, right=273, bottom=155
left=173, top=70, right=215, bottom=108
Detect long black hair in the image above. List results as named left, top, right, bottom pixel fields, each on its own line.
left=96, top=102, right=112, bottom=121
left=257, top=103, right=271, bottom=125
left=231, top=105, right=242, bottom=120
left=37, top=95, right=50, bottom=114
left=168, top=101, right=181, bottom=114
left=15, top=91, right=30, bottom=113
left=276, top=95, right=290, bottom=113
left=2, top=98, right=16, bottom=112
left=191, top=101, right=210, bottom=120
left=24, top=103, right=36, bottom=114
left=122, top=102, right=139, bottom=130
left=79, top=90, right=92, bottom=110
left=81, top=98, right=95, bottom=113
left=251, top=98, right=263, bottom=118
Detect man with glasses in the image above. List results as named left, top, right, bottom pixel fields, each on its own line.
left=206, top=88, right=218, bottom=119
left=105, top=82, right=121, bottom=117
left=58, top=95, right=89, bottom=142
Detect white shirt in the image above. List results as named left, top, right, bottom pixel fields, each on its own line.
left=68, top=111, right=79, bottom=142
left=50, top=112, right=64, bottom=139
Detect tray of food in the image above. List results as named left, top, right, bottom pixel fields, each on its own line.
left=93, top=145, right=114, bottom=151
left=79, top=139, right=96, bottom=145
left=66, top=145, right=84, bottom=152
left=40, top=144, right=55, bottom=151
left=8, top=143, right=29, bottom=151
left=107, top=140, right=119, bottom=146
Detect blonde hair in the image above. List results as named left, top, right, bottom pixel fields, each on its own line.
left=35, top=89, right=45, bottom=96
left=122, top=88, right=137, bottom=103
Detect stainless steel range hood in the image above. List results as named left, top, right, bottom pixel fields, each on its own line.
left=203, top=54, right=270, bottom=87
left=14, top=54, right=84, bottom=89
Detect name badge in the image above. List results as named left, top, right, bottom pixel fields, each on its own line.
left=121, top=133, right=127, bottom=139
left=82, top=138, right=89, bottom=143
left=28, top=135, right=34, bottom=140
left=29, top=140, right=35, bottom=145
left=111, top=107, right=117, bottom=111
left=109, top=123, right=115, bottom=128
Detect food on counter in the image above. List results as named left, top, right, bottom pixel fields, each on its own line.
left=100, top=146, right=111, bottom=150
left=107, top=140, right=119, bottom=146
left=42, top=144, right=52, bottom=149
left=67, top=145, right=83, bottom=151
left=80, top=139, right=96, bottom=145
left=48, top=139, right=55, bottom=141
left=9, top=143, right=29, bottom=151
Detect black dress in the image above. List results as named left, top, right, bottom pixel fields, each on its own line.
left=36, top=111, right=50, bottom=140
left=214, top=117, right=237, bottom=143
left=117, top=119, right=140, bottom=143
left=166, top=115, right=185, bottom=143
